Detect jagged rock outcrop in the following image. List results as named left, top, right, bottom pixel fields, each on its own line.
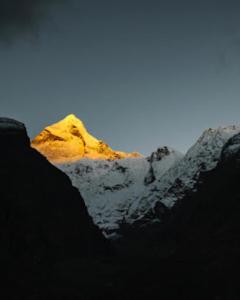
left=31, top=114, right=140, bottom=163
left=0, top=118, right=109, bottom=297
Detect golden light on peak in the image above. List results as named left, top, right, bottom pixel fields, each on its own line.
left=65, top=113, right=77, bottom=119
left=31, top=115, right=141, bottom=164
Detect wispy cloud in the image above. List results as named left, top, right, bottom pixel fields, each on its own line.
left=0, top=0, right=65, bottom=42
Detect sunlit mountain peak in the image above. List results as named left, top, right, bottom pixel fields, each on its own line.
left=31, top=114, right=141, bottom=163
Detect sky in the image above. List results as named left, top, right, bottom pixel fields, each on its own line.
left=1, top=0, right=240, bottom=155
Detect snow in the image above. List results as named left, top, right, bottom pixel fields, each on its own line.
left=57, top=126, right=240, bottom=238
left=222, top=132, right=240, bottom=160
left=58, top=147, right=182, bottom=235
left=58, top=158, right=149, bottom=233
left=125, top=126, right=240, bottom=223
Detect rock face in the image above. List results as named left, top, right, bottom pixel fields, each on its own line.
left=0, top=118, right=109, bottom=296
left=124, top=126, right=240, bottom=226
left=58, top=147, right=183, bottom=236
left=31, top=114, right=140, bottom=163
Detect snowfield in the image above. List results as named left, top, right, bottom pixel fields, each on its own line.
left=58, top=148, right=182, bottom=235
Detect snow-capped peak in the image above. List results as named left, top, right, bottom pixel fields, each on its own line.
left=124, top=125, right=240, bottom=226
left=31, top=114, right=141, bottom=163
left=186, top=126, right=240, bottom=171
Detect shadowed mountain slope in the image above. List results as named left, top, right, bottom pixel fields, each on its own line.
left=0, top=118, right=109, bottom=298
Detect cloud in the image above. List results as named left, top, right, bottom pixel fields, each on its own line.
left=0, top=0, right=64, bottom=42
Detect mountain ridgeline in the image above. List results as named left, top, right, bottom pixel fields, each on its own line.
left=1, top=116, right=240, bottom=298
left=33, top=116, right=239, bottom=237
left=31, top=116, right=240, bottom=237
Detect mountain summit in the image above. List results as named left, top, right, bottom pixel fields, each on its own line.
left=31, top=114, right=140, bottom=163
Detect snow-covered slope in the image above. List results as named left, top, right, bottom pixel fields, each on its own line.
left=125, top=126, right=240, bottom=225
left=55, top=126, right=240, bottom=237
left=222, top=132, right=240, bottom=161
left=58, top=147, right=182, bottom=236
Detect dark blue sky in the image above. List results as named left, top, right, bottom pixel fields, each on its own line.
left=1, top=0, right=240, bottom=154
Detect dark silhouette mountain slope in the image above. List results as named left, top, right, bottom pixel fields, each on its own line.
left=168, top=132, right=240, bottom=260
left=0, top=118, right=109, bottom=298
left=151, top=132, right=240, bottom=299
left=158, top=132, right=240, bottom=299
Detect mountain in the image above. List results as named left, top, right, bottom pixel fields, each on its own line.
left=170, top=131, right=240, bottom=255
left=58, top=126, right=240, bottom=237
left=31, top=114, right=140, bottom=163
left=2, top=117, right=240, bottom=299
left=56, top=132, right=240, bottom=299
left=0, top=118, right=109, bottom=297
left=125, top=125, right=240, bottom=226
left=58, top=147, right=183, bottom=237
left=157, top=131, right=240, bottom=298
left=105, top=132, right=240, bottom=300
left=31, top=117, right=240, bottom=237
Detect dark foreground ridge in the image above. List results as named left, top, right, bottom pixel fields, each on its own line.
left=0, top=118, right=110, bottom=298
left=1, top=118, right=240, bottom=299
